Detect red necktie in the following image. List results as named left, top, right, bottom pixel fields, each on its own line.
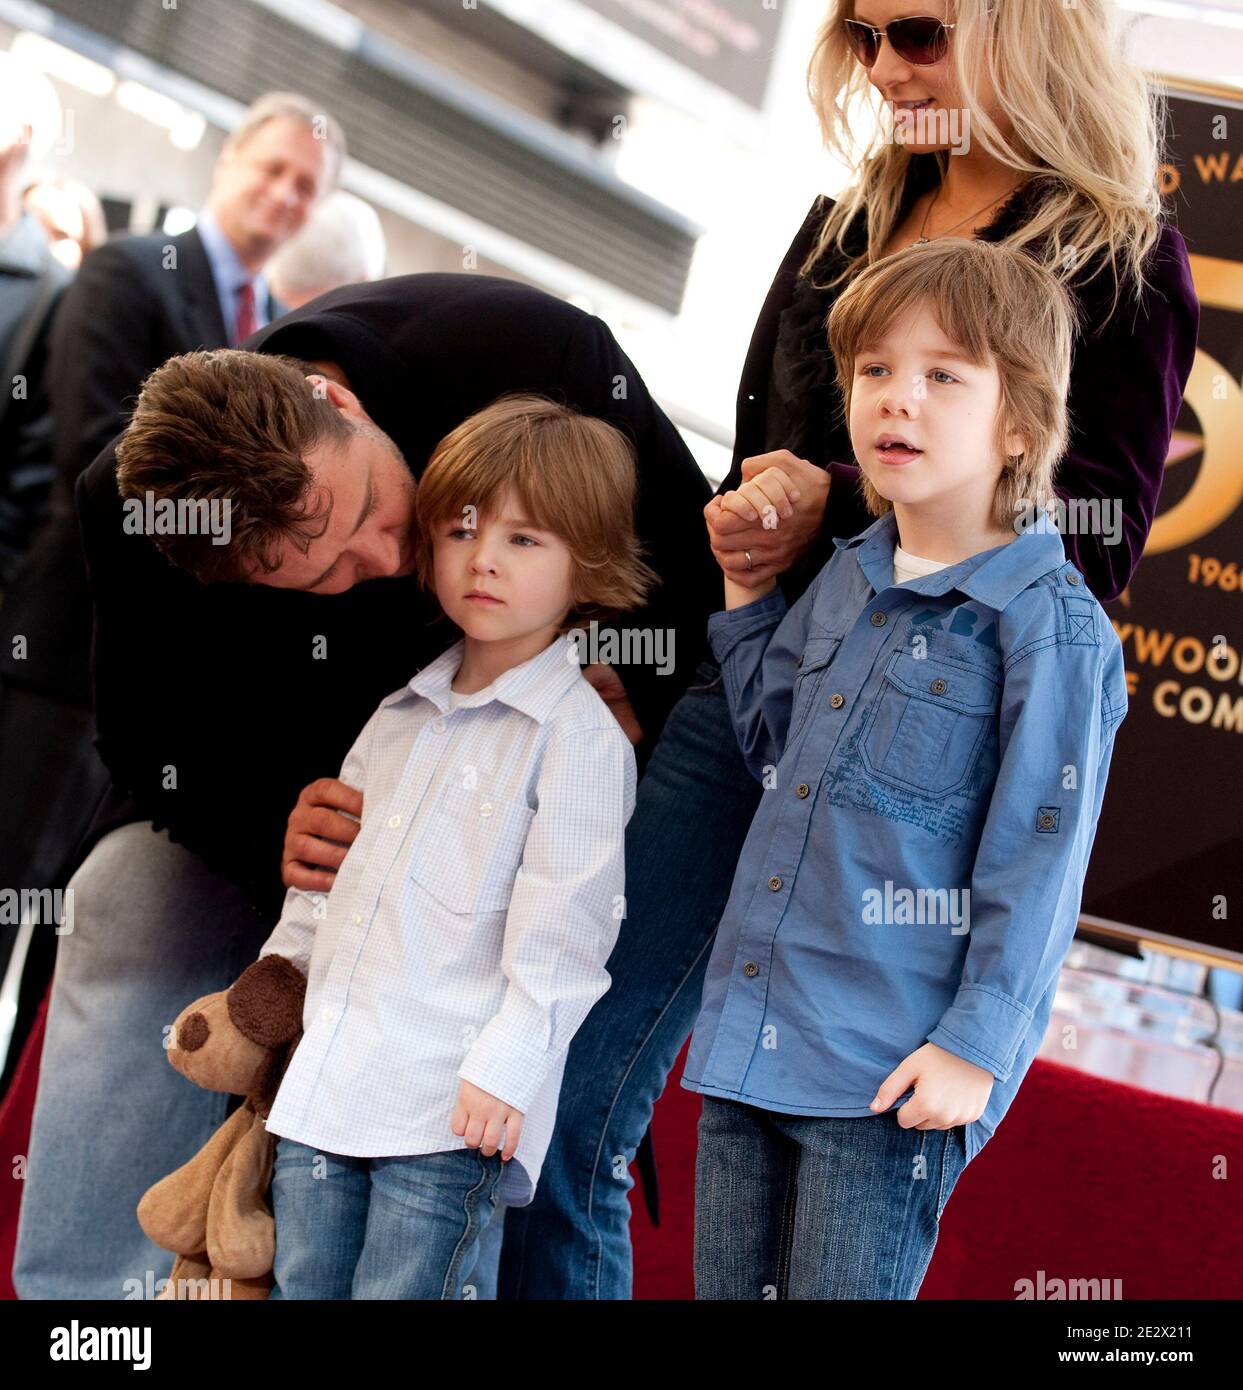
left=234, top=280, right=257, bottom=345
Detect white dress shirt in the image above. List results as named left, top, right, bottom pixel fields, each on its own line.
left=260, top=634, right=637, bottom=1206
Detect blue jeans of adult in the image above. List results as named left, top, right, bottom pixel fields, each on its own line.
left=497, top=661, right=762, bottom=1299
left=13, top=822, right=272, bottom=1299
left=693, top=1097, right=969, bottom=1299
left=267, top=1137, right=504, bottom=1299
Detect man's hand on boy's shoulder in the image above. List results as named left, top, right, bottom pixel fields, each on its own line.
left=869, top=1041, right=994, bottom=1130
left=281, top=776, right=364, bottom=891
left=705, top=449, right=830, bottom=588
left=452, top=1079, right=524, bottom=1162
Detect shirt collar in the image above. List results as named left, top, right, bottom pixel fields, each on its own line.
left=392, top=635, right=587, bottom=722
left=834, top=508, right=1071, bottom=611
left=196, top=205, right=268, bottom=307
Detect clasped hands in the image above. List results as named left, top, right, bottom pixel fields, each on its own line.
left=705, top=449, right=831, bottom=589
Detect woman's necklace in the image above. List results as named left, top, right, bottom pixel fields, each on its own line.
left=914, top=178, right=1026, bottom=245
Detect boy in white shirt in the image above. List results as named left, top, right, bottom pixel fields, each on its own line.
left=257, top=393, right=653, bottom=1298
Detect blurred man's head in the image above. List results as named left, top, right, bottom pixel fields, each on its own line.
left=207, top=93, right=346, bottom=268
left=115, top=350, right=416, bottom=591
left=266, top=190, right=387, bottom=308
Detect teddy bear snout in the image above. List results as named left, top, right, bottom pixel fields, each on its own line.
left=177, top=1011, right=210, bottom=1052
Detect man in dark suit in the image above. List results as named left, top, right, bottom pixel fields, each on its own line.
left=0, top=93, right=343, bottom=1097
left=12, top=270, right=721, bottom=1299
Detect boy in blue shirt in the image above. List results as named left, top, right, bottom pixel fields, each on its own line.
left=683, top=238, right=1129, bottom=1299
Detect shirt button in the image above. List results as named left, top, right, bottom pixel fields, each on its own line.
left=1066, top=572, right=1080, bottom=586
left=1039, top=811, right=1057, bottom=830
left=930, top=678, right=948, bottom=695
left=432, top=717, right=446, bottom=733
left=320, top=1006, right=337, bottom=1023
left=768, top=875, right=782, bottom=891
left=743, top=961, right=759, bottom=977
left=479, top=802, right=494, bottom=817
left=353, top=913, right=362, bottom=924
left=388, top=814, right=401, bottom=828
left=829, top=693, right=845, bottom=709
left=870, top=612, right=887, bottom=627
left=796, top=783, right=810, bottom=798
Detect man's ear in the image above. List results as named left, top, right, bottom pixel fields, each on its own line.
left=306, top=374, right=363, bottom=417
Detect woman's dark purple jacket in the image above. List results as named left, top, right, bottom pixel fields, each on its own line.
left=719, top=155, right=1200, bottom=603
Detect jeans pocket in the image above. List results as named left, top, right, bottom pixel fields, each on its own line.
left=935, top=1126, right=966, bottom=1223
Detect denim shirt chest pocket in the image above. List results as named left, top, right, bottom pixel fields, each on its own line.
left=408, top=781, right=536, bottom=915
left=789, top=627, right=847, bottom=744
left=860, top=648, right=1001, bottom=797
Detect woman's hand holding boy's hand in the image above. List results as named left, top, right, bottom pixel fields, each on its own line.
left=705, top=450, right=830, bottom=590
left=281, top=777, right=364, bottom=891
left=869, top=1042, right=994, bottom=1130
left=452, top=1080, right=524, bottom=1161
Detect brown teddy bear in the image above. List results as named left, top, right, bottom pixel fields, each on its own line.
left=137, top=953, right=307, bottom=1300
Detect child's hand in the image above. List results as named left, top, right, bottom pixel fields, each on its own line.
left=869, top=1042, right=993, bottom=1130
left=451, top=1080, right=524, bottom=1161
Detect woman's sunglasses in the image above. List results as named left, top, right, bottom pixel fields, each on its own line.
left=842, top=16, right=955, bottom=67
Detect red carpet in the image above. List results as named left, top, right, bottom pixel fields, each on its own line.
left=0, top=983, right=48, bottom=1301
left=5, top=991, right=1241, bottom=1300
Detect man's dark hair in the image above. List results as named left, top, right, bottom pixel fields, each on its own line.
left=115, top=348, right=353, bottom=582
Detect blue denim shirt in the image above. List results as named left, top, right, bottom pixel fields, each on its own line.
left=680, top=510, right=1128, bottom=1164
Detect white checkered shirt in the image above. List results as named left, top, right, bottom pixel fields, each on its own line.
left=260, top=635, right=637, bottom=1206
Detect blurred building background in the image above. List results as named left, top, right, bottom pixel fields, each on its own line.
left=3, top=0, right=1240, bottom=486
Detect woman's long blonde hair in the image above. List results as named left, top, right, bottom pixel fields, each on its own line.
left=805, top=0, right=1165, bottom=315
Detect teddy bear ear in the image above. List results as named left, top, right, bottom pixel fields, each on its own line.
left=226, top=955, right=307, bottom=1050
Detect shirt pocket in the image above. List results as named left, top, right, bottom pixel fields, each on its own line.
left=788, top=631, right=845, bottom=744
left=408, top=783, right=536, bottom=915
left=860, top=650, right=999, bottom=798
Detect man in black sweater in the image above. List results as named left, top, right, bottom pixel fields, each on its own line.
left=13, top=271, right=719, bottom=1299
left=0, top=93, right=341, bottom=1099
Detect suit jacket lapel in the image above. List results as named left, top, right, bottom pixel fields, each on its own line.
left=177, top=225, right=230, bottom=349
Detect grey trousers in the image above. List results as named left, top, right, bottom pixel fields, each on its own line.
left=13, top=822, right=269, bottom=1299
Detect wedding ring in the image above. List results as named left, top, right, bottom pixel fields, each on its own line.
left=744, top=550, right=753, bottom=570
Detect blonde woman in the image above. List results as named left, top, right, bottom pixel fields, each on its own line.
left=495, top=0, right=1199, bottom=1298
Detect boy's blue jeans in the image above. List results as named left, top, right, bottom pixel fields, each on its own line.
left=267, top=1137, right=505, bottom=1299
left=496, top=662, right=764, bottom=1298
left=693, top=1097, right=968, bottom=1299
